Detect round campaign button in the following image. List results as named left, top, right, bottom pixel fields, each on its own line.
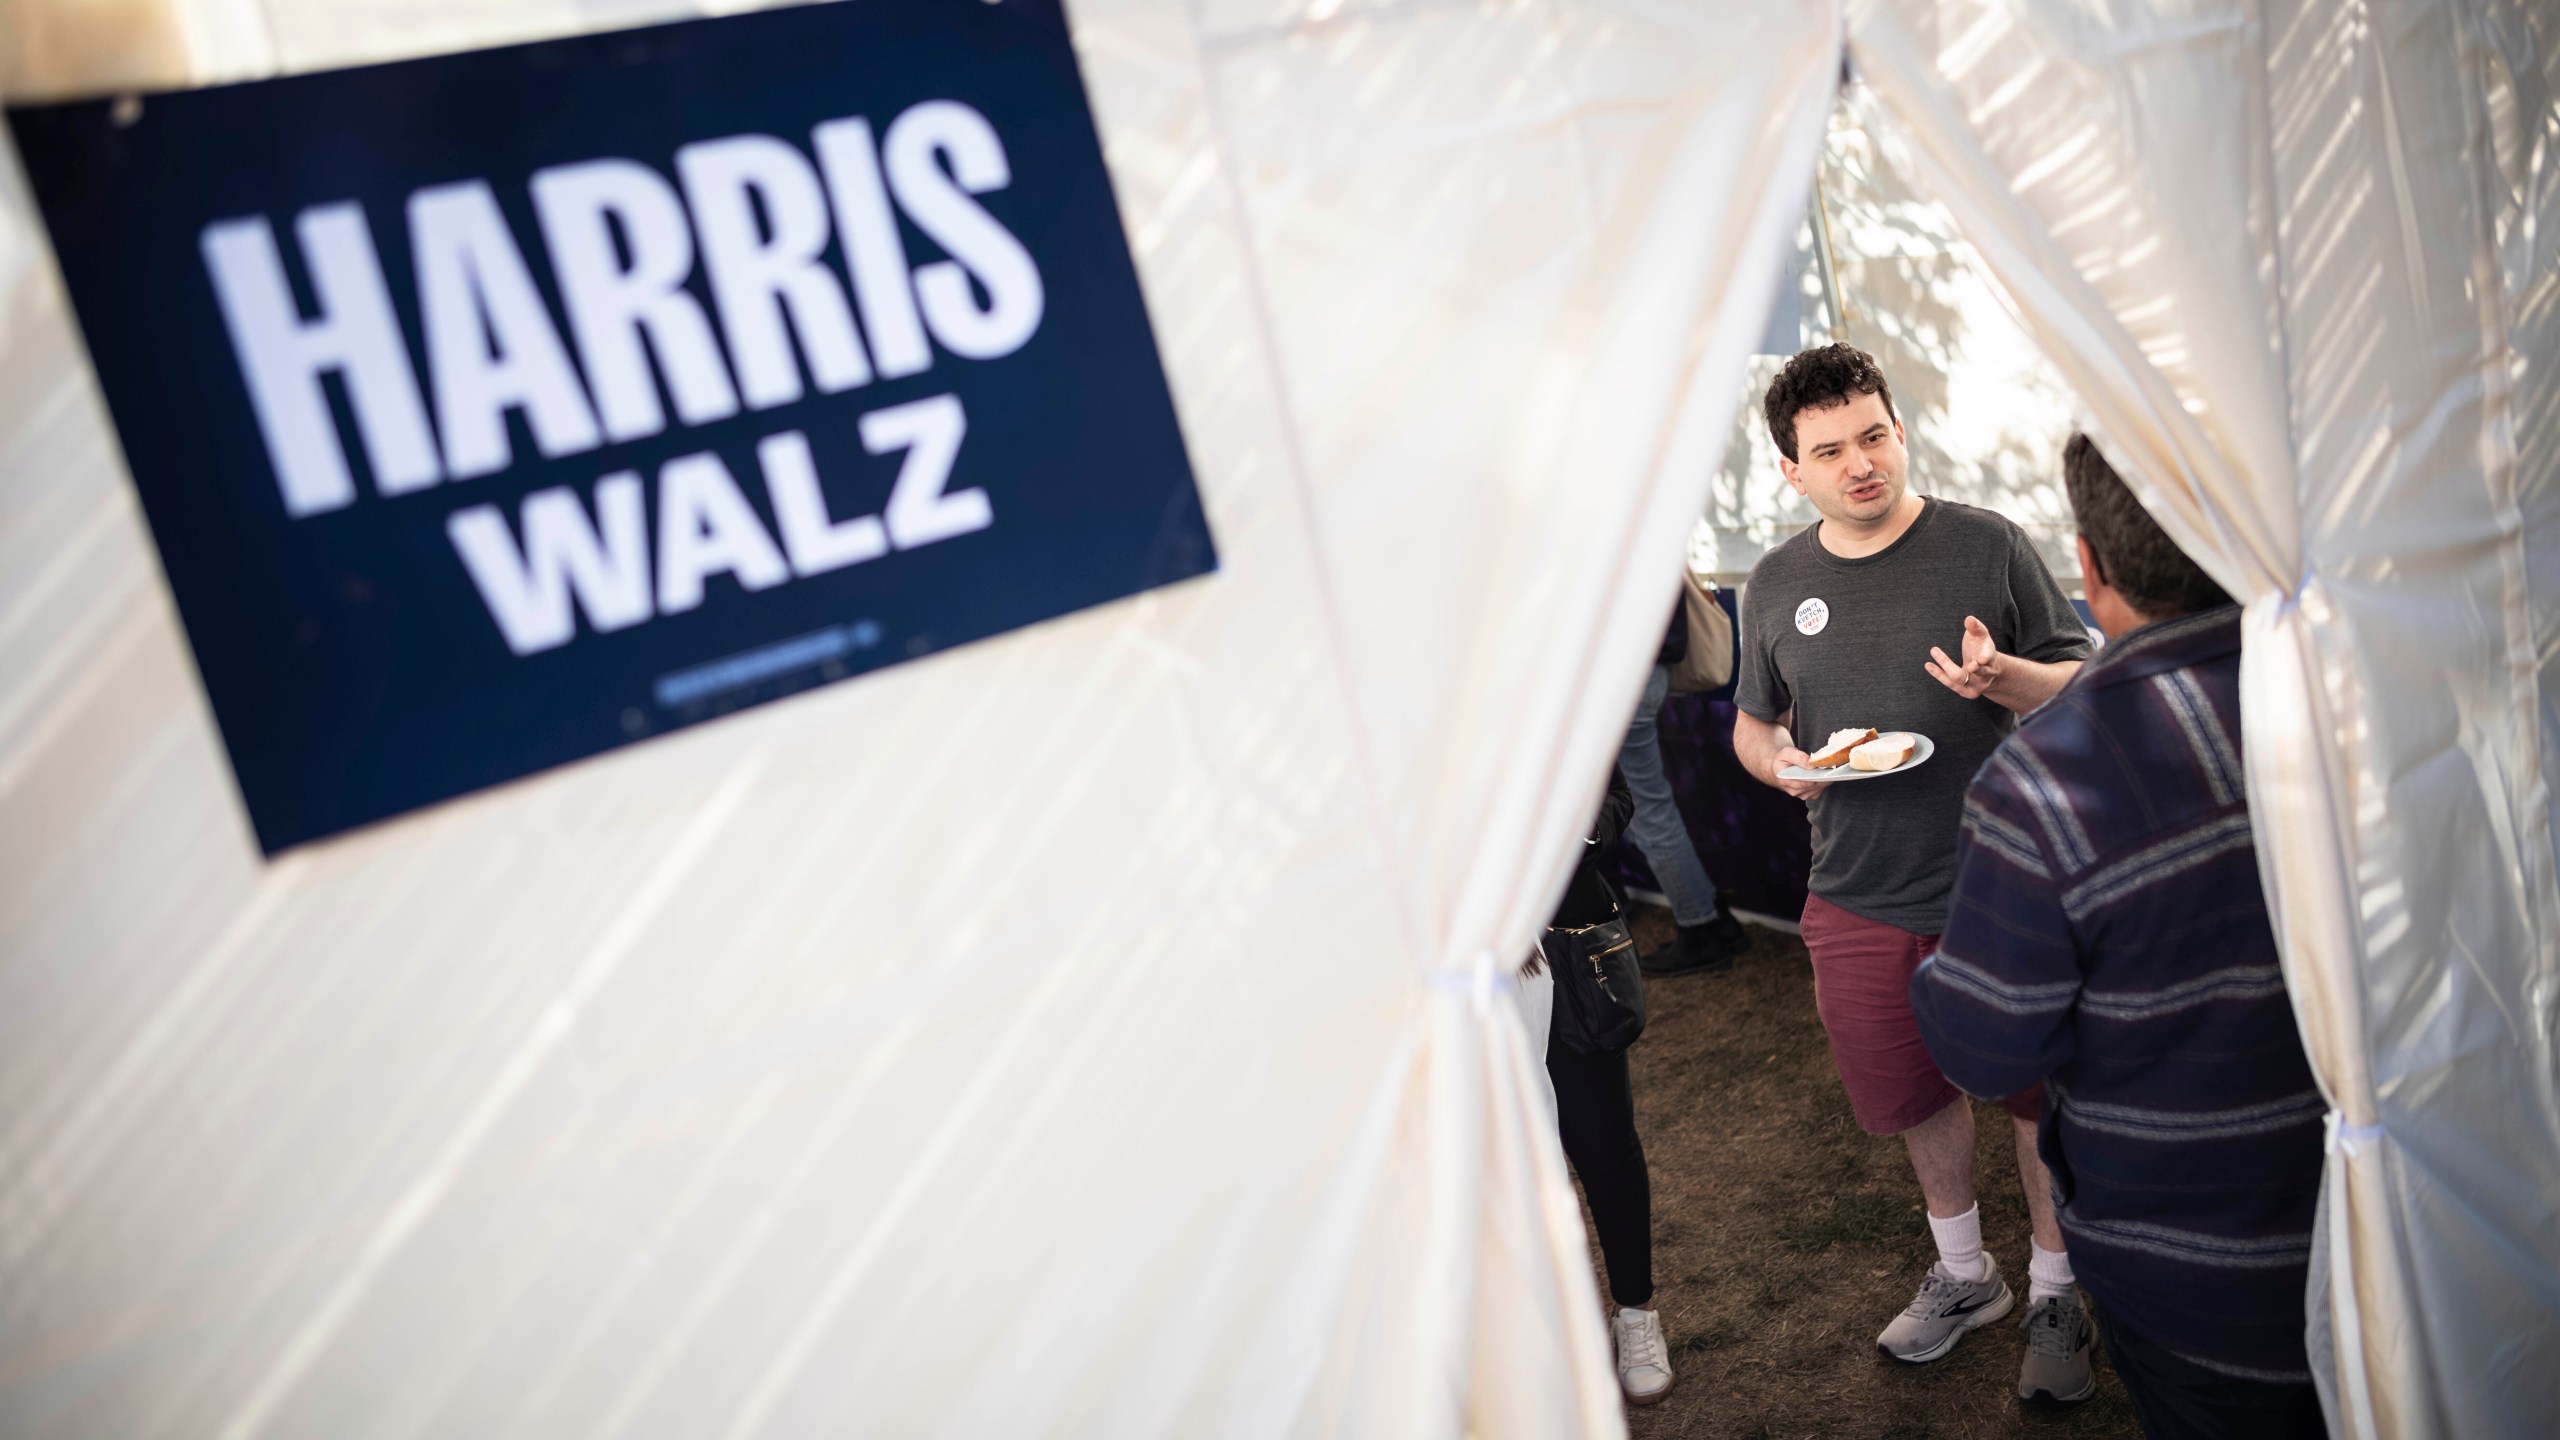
left=1796, top=597, right=1830, bottom=636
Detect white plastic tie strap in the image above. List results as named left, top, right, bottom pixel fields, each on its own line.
left=2325, top=1111, right=2385, bottom=1157
left=1423, top=949, right=1505, bottom=1017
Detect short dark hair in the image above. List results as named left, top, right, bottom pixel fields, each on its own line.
left=2062, top=433, right=2232, bottom=619
left=1763, top=342, right=1897, bottom=462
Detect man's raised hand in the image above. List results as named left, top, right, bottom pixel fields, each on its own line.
left=1925, top=614, right=2001, bottom=701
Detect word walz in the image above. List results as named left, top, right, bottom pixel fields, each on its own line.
left=198, top=98, right=1038, bottom=651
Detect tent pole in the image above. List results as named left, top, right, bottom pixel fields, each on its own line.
left=1811, top=168, right=1849, bottom=344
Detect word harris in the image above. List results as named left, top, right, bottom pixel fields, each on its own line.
left=203, top=98, right=1037, bottom=656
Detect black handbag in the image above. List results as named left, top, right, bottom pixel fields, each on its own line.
left=1547, top=917, right=1647, bottom=1054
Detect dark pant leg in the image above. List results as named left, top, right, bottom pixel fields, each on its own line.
left=2096, top=1305, right=2326, bottom=1440
left=1548, top=1042, right=1654, bottom=1308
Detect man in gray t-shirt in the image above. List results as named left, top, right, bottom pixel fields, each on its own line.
left=1732, top=345, right=2096, bottom=1395
left=1737, top=496, right=2091, bottom=930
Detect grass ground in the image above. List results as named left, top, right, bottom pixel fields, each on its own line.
left=1595, top=904, right=2144, bottom=1440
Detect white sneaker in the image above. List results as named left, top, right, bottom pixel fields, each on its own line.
left=1612, top=1305, right=1675, bottom=1406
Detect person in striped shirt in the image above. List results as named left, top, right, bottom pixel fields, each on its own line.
left=1910, top=435, right=2327, bottom=1438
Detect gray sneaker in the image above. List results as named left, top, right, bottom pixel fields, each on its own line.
left=2017, top=1292, right=2098, bottom=1403
left=1876, top=1258, right=2014, bottom=1363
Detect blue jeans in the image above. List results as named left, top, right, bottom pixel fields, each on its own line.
left=1618, top=664, right=1719, bottom=926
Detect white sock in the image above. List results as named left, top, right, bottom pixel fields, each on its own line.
left=2028, top=1241, right=2076, bottom=1303
left=1927, top=1205, right=1990, bottom=1282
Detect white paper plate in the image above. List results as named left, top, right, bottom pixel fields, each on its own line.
left=1777, top=731, right=1935, bottom=783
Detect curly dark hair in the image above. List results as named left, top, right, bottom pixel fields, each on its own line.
left=2063, top=433, right=2232, bottom=619
left=1762, top=342, right=1897, bottom=462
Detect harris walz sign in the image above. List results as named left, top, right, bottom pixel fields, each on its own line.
left=9, top=0, right=1213, bottom=853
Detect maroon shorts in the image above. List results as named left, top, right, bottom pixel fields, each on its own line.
left=1800, top=894, right=2043, bottom=1135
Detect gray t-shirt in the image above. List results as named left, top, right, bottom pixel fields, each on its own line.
left=1736, top=497, right=2093, bottom=933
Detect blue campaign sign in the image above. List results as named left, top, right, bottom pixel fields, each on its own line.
left=9, top=0, right=1214, bottom=854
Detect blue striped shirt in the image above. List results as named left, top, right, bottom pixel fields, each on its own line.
left=1910, top=605, right=2323, bottom=1382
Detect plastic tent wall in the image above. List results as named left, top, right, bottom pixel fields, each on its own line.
left=0, top=0, right=1839, bottom=1435
left=1701, top=103, right=2089, bottom=586
left=1844, top=1, right=2560, bottom=1435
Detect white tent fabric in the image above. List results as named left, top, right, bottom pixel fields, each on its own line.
left=0, top=0, right=1839, bottom=1435
left=1845, top=1, right=2560, bottom=1435
left=7, top=0, right=2554, bottom=1433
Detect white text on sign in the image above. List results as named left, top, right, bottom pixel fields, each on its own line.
left=199, top=99, right=1037, bottom=652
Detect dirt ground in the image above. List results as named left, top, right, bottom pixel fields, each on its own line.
left=1592, top=904, right=2144, bottom=1440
